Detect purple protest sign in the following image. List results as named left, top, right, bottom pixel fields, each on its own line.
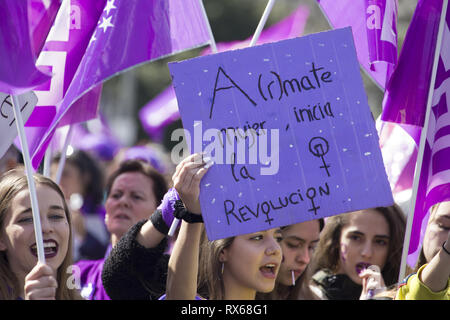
left=31, top=0, right=211, bottom=169
left=0, top=0, right=51, bottom=95
left=169, top=27, right=394, bottom=241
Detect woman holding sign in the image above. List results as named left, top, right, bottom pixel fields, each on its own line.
left=396, top=202, right=450, bottom=300
left=165, top=153, right=284, bottom=300
left=309, top=205, right=406, bottom=300
left=0, top=169, right=79, bottom=299
left=102, top=153, right=283, bottom=300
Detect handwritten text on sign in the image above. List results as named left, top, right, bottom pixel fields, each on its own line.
left=0, top=92, right=38, bottom=158
left=169, top=28, right=393, bottom=241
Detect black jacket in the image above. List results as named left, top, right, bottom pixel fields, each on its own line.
left=101, top=220, right=169, bottom=300
left=311, top=269, right=362, bottom=300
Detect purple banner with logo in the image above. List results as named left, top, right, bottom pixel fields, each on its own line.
left=28, top=0, right=62, bottom=59
left=365, top=0, right=398, bottom=67
left=169, top=28, right=394, bottom=240
left=0, top=0, right=51, bottom=95
left=317, top=0, right=398, bottom=89
left=16, top=0, right=105, bottom=161
left=409, top=3, right=450, bottom=255
left=30, top=0, right=211, bottom=169
left=381, top=0, right=443, bottom=127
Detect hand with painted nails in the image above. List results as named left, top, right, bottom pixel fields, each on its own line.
left=24, top=263, right=58, bottom=300
left=172, top=153, right=213, bottom=214
left=359, top=265, right=386, bottom=300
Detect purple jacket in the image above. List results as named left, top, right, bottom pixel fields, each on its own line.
left=75, top=245, right=112, bottom=300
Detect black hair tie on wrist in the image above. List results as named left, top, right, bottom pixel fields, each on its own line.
left=150, top=209, right=169, bottom=235
left=442, top=242, right=450, bottom=256
left=173, top=200, right=203, bottom=223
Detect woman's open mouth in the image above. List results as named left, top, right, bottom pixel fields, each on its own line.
left=259, top=263, right=278, bottom=279
left=30, top=240, right=58, bottom=259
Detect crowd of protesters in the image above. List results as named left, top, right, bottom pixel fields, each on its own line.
left=0, top=141, right=448, bottom=301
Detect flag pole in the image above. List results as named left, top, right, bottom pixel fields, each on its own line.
left=11, top=94, right=46, bottom=264
left=42, top=141, right=53, bottom=177
left=249, top=0, right=277, bottom=47
left=198, top=0, right=218, bottom=54
left=168, top=0, right=277, bottom=237
left=55, top=124, right=74, bottom=185
left=397, top=0, right=448, bottom=283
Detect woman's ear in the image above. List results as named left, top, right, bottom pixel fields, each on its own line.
left=219, top=249, right=227, bottom=263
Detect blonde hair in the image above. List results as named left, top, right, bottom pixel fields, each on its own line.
left=0, top=169, right=79, bottom=300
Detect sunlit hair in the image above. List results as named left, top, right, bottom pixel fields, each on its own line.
left=310, top=205, right=406, bottom=287
left=0, top=169, right=79, bottom=300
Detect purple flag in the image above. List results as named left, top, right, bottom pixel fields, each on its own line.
left=16, top=0, right=105, bottom=161
left=378, top=121, right=418, bottom=194
left=30, top=0, right=211, bottom=169
left=317, top=0, right=398, bottom=89
left=381, top=0, right=443, bottom=126
left=139, top=5, right=310, bottom=140
left=28, top=0, right=62, bottom=59
left=0, top=0, right=51, bottom=95
left=365, top=0, right=398, bottom=67
left=409, top=3, right=450, bottom=255
left=139, top=86, right=179, bottom=141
